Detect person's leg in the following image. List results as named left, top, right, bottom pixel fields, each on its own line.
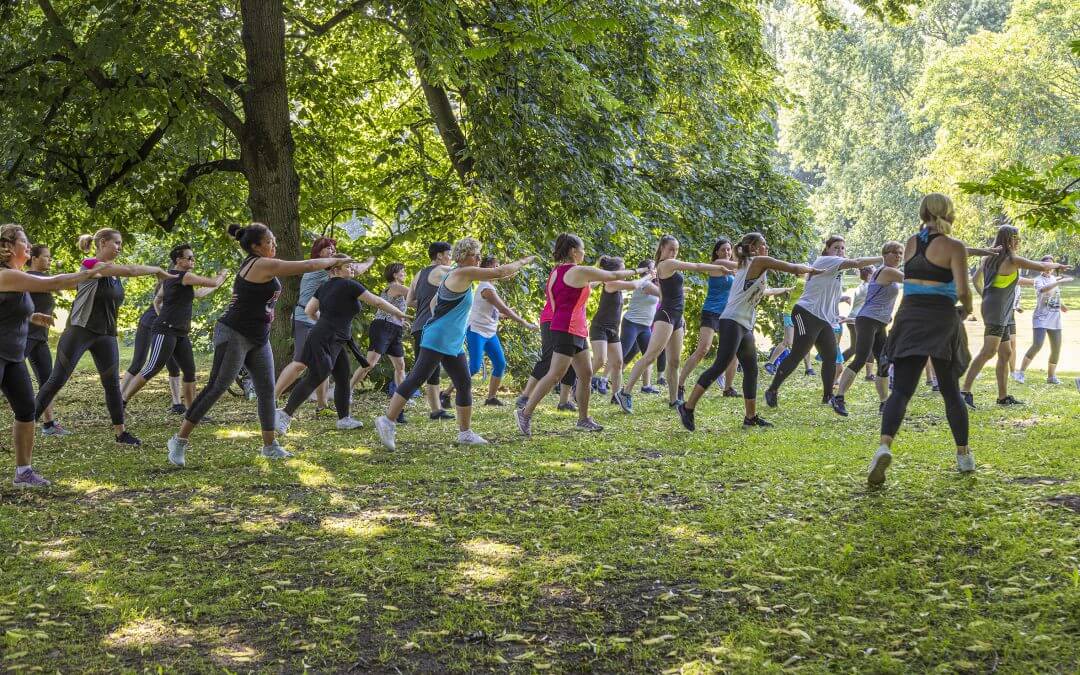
left=656, top=348, right=667, bottom=383
left=3, top=361, right=38, bottom=469
left=590, top=339, right=607, bottom=380
left=523, top=352, right=575, bottom=417
left=180, top=325, right=249, bottom=440
left=1046, top=330, right=1062, bottom=380
left=995, top=336, right=1012, bottom=400
left=962, top=334, right=1002, bottom=395
left=172, top=336, right=198, bottom=409
left=86, top=335, right=126, bottom=434
left=123, top=323, right=152, bottom=391
left=812, top=323, right=839, bottom=400
left=125, top=332, right=179, bottom=402
left=415, top=333, right=444, bottom=414
left=283, top=351, right=331, bottom=417
left=767, top=307, right=822, bottom=394
left=34, top=327, right=91, bottom=422
left=605, top=341, right=624, bottom=394
left=679, top=327, right=714, bottom=391
left=165, top=356, right=181, bottom=406
left=331, top=350, right=352, bottom=419
left=664, top=326, right=684, bottom=403
left=484, top=334, right=507, bottom=401
left=1008, top=334, right=1018, bottom=375
left=684, top=322, right=741, bottom=411
left=274, top=361, right=308, bottom=399
left=387, top=348, right=443, bottom=421
left=735, top=330, right=759, bottom=420
left=350, top=351, right=383, bottom=389
left=569, top=349, right=593, bottom=421
left=466, top=329, right=485, bottom=377
left=1020, top=327, right=1045, bottom=373
left=245, top=339, right=279, bottom=448
left=842, top=323, right=858, bottom=362
left=25, top=341, right=56, bottom=425
left=621, top=322, right=674, bottom=394
left=931, top=356, right=970, bottom=454
left=880, top=355, right=923, bottom=448
left=443, top=353, right=473, bottom=433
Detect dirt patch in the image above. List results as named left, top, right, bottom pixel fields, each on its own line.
left=1010, top=476, right=1070, bottom=486
left=1046, top=495, right=1080, bottom=513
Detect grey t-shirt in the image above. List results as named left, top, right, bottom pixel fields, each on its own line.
left=624, top=279, right=660, bottom=326
left=292, top=269, right=330, bottom=325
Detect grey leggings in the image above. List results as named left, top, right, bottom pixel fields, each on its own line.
left=1024, top=328, right=1062, bottom=364
left=185, top=322, right=276, bottom=431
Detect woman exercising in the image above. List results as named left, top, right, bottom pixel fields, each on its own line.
left=618, top=260, right=663, bottom=396
left=1017, top=257, right=1072, bottom=384
left=350, top=263, right=410, bottom=409
left=23, top=244, right=70, bottom=436
left=123, top=292, right=183, bottom=413
left=588, top=256, right=640, bottom=397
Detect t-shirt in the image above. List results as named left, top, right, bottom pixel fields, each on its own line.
left=796, top=255, right=846, bottom=325
left=153, top=270, right=195, bottom=335
left=468, top=281, right=500, bottom=338
left=293, top=269, right=330, bottom=324
left=624, top=279, right=659, bottom=326
left=849, top=281, right=869, bottom=316
left=312, top=277, right=368, bottom=340
left=1032, top=275, right=1063, bottom=330
left=69, top=259, right=125, bottom=336
left=26, top=271, right=54, bottom=343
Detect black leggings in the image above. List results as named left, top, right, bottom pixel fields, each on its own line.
left=695, top=319, right=758, bottom=399
left=531, top=322, right=576, bottom=386
left=846, top=317, right=887, bottom=374
left=769, top=305, right=837, bottom=396
left=620, top=320, right=666, bottom=374
left=35, top=325, right=125, bottom=425
left=411, top=332, right=442, bottom=386
left=127, top=322, right=179, bottom=378
left=841, top=323, right=858, bottom=362
left=398, top=348, right=472, bottom=407
left=284, top=339, right=351, bottom=419
left=140, top=332, right=196, bottom=382
left=1, top=358, right=35, bottom=422
left=24, top=340, right=52, bottom=389
left=882, top=355, right=968, bottom=446
left=1024, top=328, right=1062, bottom=364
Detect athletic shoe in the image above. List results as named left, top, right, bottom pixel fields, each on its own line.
left=13, top=468, right=50, bottom=489
left=1047, top=376, right=1062, bottom=385
left=41, top=423, right=72, bottom=437
left=260, top=441, right=293, bottom=459
left=676, top=402, right=695, bottom=431
left=515, top=409, right=532, bottom=437
left=764, top=362, right=777, bottom=375
left=169, top=403, right=187, bottom=415
left=658, top=376, right=667, bottom=386
left=722, top=388, right=741, bottom=398
left=830, top=395, right=848, bottom=417
left=557, top=401, right=577, bottom=412
left=396, top=411, right=407, bottom=425
left=821, top=393, right=833, bottom=405
left=429, top=409, right=455, bottom=420
left=961, top=391, right=976, bottom=409
left=167, top=435, right=188, bottom=467
left=484, top=397, right=505, bottom=406
left=931, top=383, right=940, bottom=393
left=640, top=385, right=660, bottom=394
left=374, top=415, right=396, bottom=450
left=274, top=408, right=292, bottom=435
left=597, top=378, right=609, bottom=395
left=864, top=373, right=876, bottom=382
left=867, top=446, right=892, bottom=486
left=956, top=451, right=975, bottom=474
left=1012, top=370, right=1025, bottom=384
left=590, top=376, right=600, bottom=393
left=742, top=415, right=773, bottom=428
left=336, top=416, right=364, bottom=430
left=115, top=431, right=141, bottom=446
left=610, top=394, right=618, bottom=405
left=764, top=389, right=778, bottom=408
left=614, top=390, right=633, bottom=414
left=996, top=395, right=1024, bottom=406
left=804, top=367, right=815, bottom=376
left=456, top=429, right=488, bottom=445
left=717, top=375, right=725, bottom=389
left=515, top=394, right=529, bottom=410
left=439, top=391, right=451, bottom=409
left=576, top=417, right=604, bottom=432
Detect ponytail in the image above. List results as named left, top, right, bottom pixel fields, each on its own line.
left=228, top=222, right=271, bottom=255
left=654, top=235, right=677, bottom=263
left=76, top=228, right=120, bottom=255
left=918, top=193, right=955, bottom=235
left=552, top=233, right=584, bottom=263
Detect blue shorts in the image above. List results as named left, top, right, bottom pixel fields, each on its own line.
left=783, top=314, right=794, bottom=328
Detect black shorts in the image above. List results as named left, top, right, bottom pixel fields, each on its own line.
left=653, top=308, right=685, bottom=329
left=368, top=319, right=405, bottom=358
left=985, top=323, right=1013, bottom=340
left=699, top=310, right=722, bottom=332
left=552, top=329, right=588, bottom=356
left=293, top=319, right=314, bottom=361
left=589, top=324, right=618, bottom=343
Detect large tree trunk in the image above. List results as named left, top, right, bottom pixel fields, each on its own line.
left=239, top=0, right=303, bottom=369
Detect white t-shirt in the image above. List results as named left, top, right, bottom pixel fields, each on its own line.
left=796, top=255, right=846, bottom=325
left=1032, top=275, right=1062, bottom=330
left=467, top=281, right=500, bottom=337
left=850, top=281, right=868, bottom=315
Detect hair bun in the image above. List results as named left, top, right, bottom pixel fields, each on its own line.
left=227, top=223, right=246, bottom=240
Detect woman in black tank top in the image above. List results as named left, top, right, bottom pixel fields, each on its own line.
left=588, top=256, right=640, bottom=397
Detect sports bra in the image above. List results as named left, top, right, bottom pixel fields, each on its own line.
left=903, top=230, right=953, bottom=284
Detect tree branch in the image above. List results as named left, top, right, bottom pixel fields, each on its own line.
left=36, top=0, right=118, bottom=91
left=154, top=158, right=244, bottom=231
left=86, top=112, right=176, bottom=207
left=288, top=0, right=370, bottom=38
left=197, top=87, right=245, bottom=138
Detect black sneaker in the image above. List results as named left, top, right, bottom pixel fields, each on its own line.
left=962, top=391, right=976, bottom=409
left=439, top=391, right=451, bottom=409
left=396, top=411, right=407, bottom=424
left=676, top=402, right=695, bottom=431
left=429, top=409, right=455, bottom=420
left=765, top=389, right=778, bottom=408
left=169, top=403, right=187, bottom=415
left=557, top=401, right=577, bottom=412
left=668, top=399, right=680, bottom=408
left=831, top=395, right=849, bottom=417
left=115, top=431, right=141, bottom=446
left=743, top=415, right=774, bottom=428
left=821, top=392, right=833, bottom=405
left=657, top=376, right=667, bottom=386
left=484, top=397, right=505, bottom=406
left=590, top=376, right=601, bottom=393
left=610, top=394, right=618, bottom=405
left=722, top=388, right=741, bottom=398
left=804, top=367, right=816, bottom=376
left=997, top=395, right=1024, bottom=406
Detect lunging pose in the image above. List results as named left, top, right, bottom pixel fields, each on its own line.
left=1017, top=258, right=1072, bottom=384
left=408, top=242, right=455, bottom=420
left=350, top=263, right=410, bottom=405
left=123, top=294, right=183, bottom=413
left=23, top=244, right=70, bottom=435
left=588, top=256, right=639, bottom=397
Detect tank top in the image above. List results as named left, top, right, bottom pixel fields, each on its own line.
left=657, top=270, right=685, bottom=315
left=153, top=270, right=195, bottom=335
left=548, top=264, right=591, bottom=337
left=138, top=303, right=158, bottom=329
left=412, top=264, right=439, bottom=335
left=720, top=264, right=768, bottom=330
left=467, top=281, right=500, bottom=338
left=219, top=256, right=282, bottom=343
left=903, top=230, right=956, bottom=300
left=420, top=272, right=473, bottom=355
left=26, top=271, right=54, bottom=343
left=857, top=268, right=901, bottom=324
left=0, top=289, right=32, bottom=362
left=702, top=273, right=734, bottom=314
left=981, top=255, right=1018, bottom=326
left=591, top=286, right=624, bottom=330
left=69, top=259, right=125, bottom=336
left=374, top=288, right=406, bottom=326
left=624, top=281, right=660, bottom=326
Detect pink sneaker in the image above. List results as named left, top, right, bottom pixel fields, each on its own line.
left=13, top=469, right=51, bottom=489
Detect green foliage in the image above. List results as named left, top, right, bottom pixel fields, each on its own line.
left=959, top=157, right=1080, bottom=232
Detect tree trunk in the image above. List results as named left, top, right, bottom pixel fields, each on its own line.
left=239, top=0, right=303, bottom=369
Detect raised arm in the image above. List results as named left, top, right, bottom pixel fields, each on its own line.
left=838, top=256, right=884, bottom=271
left=565, top=265, right=642, bottom=286
left=360, top=290, right=409, bottom=321
left=454, top=256, right=536, bottom=284
left=660, top=258, right=738, bottom=275
left=1013, top=256, right=1070, bottom=274
left=482, top=286, right=536, bottom=329
left=0, top=265, right=102, bottom=293
left=602, top=279, right=641, bottom=292
left=102, top=264, right=174, bottom=280
left=750, top=256, right=816, bottom=278
left=1037, top=276, right=1074, bottom=293
left=183, top=269, right=228, bottom=289
left=248, top=256, right=351, bottom=282
left=966, top=246, right=1001, bottom=257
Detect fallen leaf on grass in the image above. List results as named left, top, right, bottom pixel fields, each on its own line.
left=641, top=634, right=675, bottom=645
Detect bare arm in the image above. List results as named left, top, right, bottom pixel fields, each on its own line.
left=661, top=259, right=738, bottom=275
left=750, top=256, right=816, bottom=278
left=838, top=256, right=883, bottom=271
left=482, top=287, right=534, bottom=328
left=405, top=274, right=420, bottom=308
left=153, top=285, right=164, bottom=315
left=304, top=297, right=320, bottom=322
left=389, top=281, right=410, bottom=298
left=452, top=256, right=536, bottom=285
left=565, top=265, right=640, bottom=286
left=971, top=264, right=984, bottom=297
left=1013, top=256, right=1070, bottom=274
left=183, top=269, right=228, bottom=288
left=360, top=290, right=409, bottom=320
left=246, top=256, right=350, bottom=282
left=966, top=246, right=1000, bottom=257
left=0, top=266, right=100, bottom=293
left=764, top=286, right=792, bottom=297
left=102, top=264, right=174, bottom=280
left=641, top=280, right=661, bottom=298
left=602, top=279, right=640, bottom=292
left=1037, top=276, right=1073, bottom=293
left=875, top=267, right=904, bottom=284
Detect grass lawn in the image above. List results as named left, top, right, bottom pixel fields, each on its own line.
left=2, top=349, right=1079, bottom=672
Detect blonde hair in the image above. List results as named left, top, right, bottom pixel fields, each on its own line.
left=0, top=223, right=27, bottom=268
left=452, top=237, right=481, bottom=264
left=881, top=240, right=903, bottom=256
left=77, top=228, right=121, bottom=254
left=918, top=193, right=955, bottom=234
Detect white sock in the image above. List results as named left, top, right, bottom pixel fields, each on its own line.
left=16, top=465, right=31, bottom=474
left=172, top=435, right=189, bottom=446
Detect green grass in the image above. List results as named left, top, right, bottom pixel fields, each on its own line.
left=2, top=355, right=1080, bottom=673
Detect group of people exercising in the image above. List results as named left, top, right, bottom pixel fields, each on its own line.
left=0, top=192, right=1072, bottom=489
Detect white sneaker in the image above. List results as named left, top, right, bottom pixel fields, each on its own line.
left=1012, top=370, right=1025, bottom=384
left=456, top=429, right=488, bottom=445
left=260, top=441, right=293, bottom=459
left=274, top=408, right=292, bottom=435
left=1047, top=376, right=1061, bottom=385
left=956, top=451, right=975, bottom=474
left=867, top=446, right=892, bottom=487
left=336, top=416, right=364, bottom=430
left=167, top=435, right=188, bottom=467
left=375, top=415, right=396, bottom=451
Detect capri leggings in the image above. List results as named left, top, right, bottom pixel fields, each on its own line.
left=1024, top=328, right=1062, bottom=364
left=466, top=329, right=507, bottom=378
left=411, top=331, right=442, bottom=386
left=185, top=322, right=276, bottom=431
left=531, top=321, right=576, bottom=385
left=1, top=358, right=35, bottom=422
left=35, top=325, right=125, bottom=425
left=846, top=316, right=887, bottom=374
left=695, top=319, right=758, bottom=399
left=284, top=339, right=351, bottom=419
left=620, top=319, right=667, bottom=374
left=768, top=304, right=837, bottom=395
left=397, top=348, right=472, bottom=407
left=140, top=332, right=197, bottom=382
left=24, top=340, right=52, bottom=389
left=127, top=321, right=180, bottom=378
left=882, top=355, right=968, bottom=446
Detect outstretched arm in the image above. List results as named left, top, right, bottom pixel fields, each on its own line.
left=456, top=256, right=537, bottom=283
left=764, top=286, right=792, bottom=297
left=183, top=269, right=229, bottom=289
left=482, top=287, right=536, bottom=329
left=101, top=264, right=175, bottom=280
left=360, top=290, right=409, bottom=321
left=0, top=266, right=102, bottom=293
left=248, top=256, right=351, bottom=282
left=1013, top=256, right=1071, bottom=274
left=1037, top=276, right=1074, bottom=293
left=662, top=259, right=738, bottom=275
left=839, top=256, right=884, bottom=271
left=751, top=257, right=816, bottom=277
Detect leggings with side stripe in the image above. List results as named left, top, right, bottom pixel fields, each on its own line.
left=768, top=304, right=837, bottom=397
left=140, top=331, right=196, bottom=382
left=127, top=321, right=180, bottom=378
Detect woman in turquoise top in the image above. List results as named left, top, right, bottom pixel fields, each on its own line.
left=374, top=239, right=534, bottom=451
